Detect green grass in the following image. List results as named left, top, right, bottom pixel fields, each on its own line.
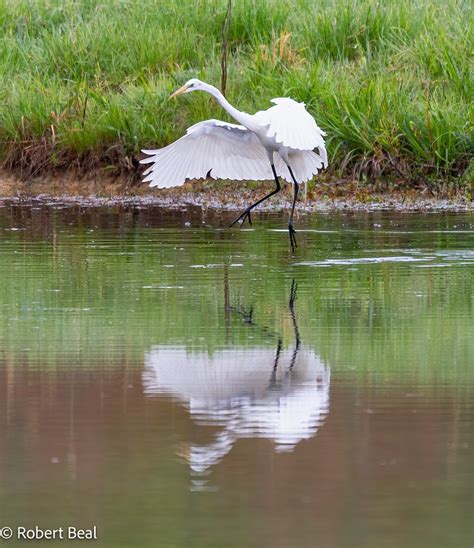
left=0, top=0, right=472, bottom=185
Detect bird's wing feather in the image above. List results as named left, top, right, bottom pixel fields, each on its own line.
left=140, top=119, right=274, bottom=188
left=274, top=149, right=327, bottom=184
left=254, top=98, right=327, bottom=153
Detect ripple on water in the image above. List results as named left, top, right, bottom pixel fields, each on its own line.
left=0, top=206, right=473, bottom=548
left=293, top=256, right=435, bottom=267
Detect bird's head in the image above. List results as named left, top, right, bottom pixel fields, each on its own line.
left=169, top=78, right=207, bottom=99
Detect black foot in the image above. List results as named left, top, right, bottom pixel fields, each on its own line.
left=289, top=225, right=298, bottom=251
left=229, top=208, right=252, bottom=228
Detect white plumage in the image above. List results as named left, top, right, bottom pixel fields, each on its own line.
left=140, top=78, right=328, bottom=247
left=143, top=345, right=330, bottom=474
left=254, top=97, right=327, bottom=152
left=141, top=119, right=326, bottom=189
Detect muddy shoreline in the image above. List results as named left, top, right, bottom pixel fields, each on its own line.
left=1, top=173, right=472, bottom=212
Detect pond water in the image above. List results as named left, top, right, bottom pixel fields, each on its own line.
left=0, top=203, right=473, bottom=547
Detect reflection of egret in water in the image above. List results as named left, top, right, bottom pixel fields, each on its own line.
left=142, top=281, right=330, bottom=475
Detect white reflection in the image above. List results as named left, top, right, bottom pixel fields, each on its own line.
left=143, top=345, right=330, bottom=474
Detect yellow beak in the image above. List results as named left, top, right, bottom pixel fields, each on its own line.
left=169, top=84, right=189, bottom=99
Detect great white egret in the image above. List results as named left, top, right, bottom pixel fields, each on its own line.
left=143, top=279, right=330, bottom=476
left=140, top=79, right=328, bottom=249
left=143, top=345, right=330, bottom=475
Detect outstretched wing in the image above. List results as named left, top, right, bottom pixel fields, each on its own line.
left=140, top=119, right=274, bottom=188
left=254, top=98, right=327, bottom=152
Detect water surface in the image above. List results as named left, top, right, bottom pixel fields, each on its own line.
left=0, top=204, right=473, bottom=547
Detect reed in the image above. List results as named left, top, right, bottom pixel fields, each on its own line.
left=0, top=0, right=472, bottom=185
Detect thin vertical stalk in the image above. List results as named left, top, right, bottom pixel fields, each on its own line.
left=221, top=0, right=232, bottom=96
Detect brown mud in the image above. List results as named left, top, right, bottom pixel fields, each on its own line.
left=0, top=172, right=472, bottom=212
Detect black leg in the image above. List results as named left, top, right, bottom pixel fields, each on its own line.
left=268, top=337, right=283, bottom=388
left=229, top=164, right=281, bottom=228
left=287, top=165, right=299, bottom=250
left=288, top=279, right=301, bottom=371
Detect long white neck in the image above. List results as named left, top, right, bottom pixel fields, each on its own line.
left=201, top=83, right=253, bottom=128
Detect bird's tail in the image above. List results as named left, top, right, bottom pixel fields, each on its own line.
left=277, top=147, right=327, bottom=184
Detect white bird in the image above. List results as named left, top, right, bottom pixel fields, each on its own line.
left=140, top=79, right=328, bottom=249
left=143, top=345, right=331, bottom=475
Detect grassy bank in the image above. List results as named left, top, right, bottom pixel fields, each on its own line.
left=0, top=0, right=472, bottom=188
